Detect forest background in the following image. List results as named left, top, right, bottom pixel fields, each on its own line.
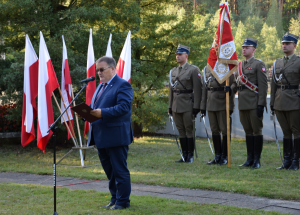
left=1, top=0, right=300, bottom=139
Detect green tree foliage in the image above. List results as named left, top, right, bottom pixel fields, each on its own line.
left=289, top=14, right=300, bottom=55
left=0, top=0, right=211, bottom=137
left=259, top=23, right=282, bottom=66
left=266, top=0, right=284, bottom=37
left=233, top=21, right=247, bottom=59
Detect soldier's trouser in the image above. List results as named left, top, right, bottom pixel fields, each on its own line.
left=173, top=111, right=193, bottom=138
left=208, top=110, right=232, bottom=136
left=239, top=109, right=263, bottom=136
left=275, top=110, right=300, bottom=139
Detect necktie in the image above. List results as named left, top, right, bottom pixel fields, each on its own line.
left=94, top=83, right=107, bottom=106
left=284, top=57, right=289, bottom=66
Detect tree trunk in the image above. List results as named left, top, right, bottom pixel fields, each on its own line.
left=133, top=121, right=143, bottom=137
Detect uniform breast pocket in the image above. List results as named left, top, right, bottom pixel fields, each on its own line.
left=244, top=69, right=255, bottom=75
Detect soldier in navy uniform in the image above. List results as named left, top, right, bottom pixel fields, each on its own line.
left=168, top=44, right=202, bottom=163
left=270, top=33, right=300, bottom=170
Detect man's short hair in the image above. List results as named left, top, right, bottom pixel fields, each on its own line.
left=96, top=57, right=116, bottom=69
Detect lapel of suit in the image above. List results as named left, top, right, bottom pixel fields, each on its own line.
left=99, top=75, right=118, bottom=100
left=91, top=83, right=103, bottom=109
left=283, top=54, right=297, bottom=70
left=177, top=63, right=189, bottom=79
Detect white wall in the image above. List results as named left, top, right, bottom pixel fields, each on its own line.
left=156, top=95, right=283, bottom=141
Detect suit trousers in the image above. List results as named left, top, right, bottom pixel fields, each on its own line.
left=97, top=146, right=131, bottom=207
left=173, top=111, right=193, bottom=138
left=275, top=110, right=300, bottom=139
left=208, top=110, right=232, bottom=136
left=239, top=109, right=263, bottom=136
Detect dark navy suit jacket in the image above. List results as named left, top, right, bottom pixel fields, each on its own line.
left=87, top=75, right=133, bottom=148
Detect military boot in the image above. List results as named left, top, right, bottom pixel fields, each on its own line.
left=277, top=138, right=293, bottom=170
left=175, top=138, right=188, bottom=163
left=239, top=136, right=254, bottom=167
left=207, top=135, right=222, bottom=165
left=252, top=135, right=263, bottom=169
left=219, top=135, right=228, bottom=165
left=288, top=138, right=300, bottom=170
left=186, top=138, right=194, bottom=163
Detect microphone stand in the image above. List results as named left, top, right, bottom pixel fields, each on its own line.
left=47, top=82, right=89, bottom=215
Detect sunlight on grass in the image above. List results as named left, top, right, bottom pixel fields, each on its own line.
left=1, top=136, right=300, bottom=200
left=0, top=183, right=283, bottom=215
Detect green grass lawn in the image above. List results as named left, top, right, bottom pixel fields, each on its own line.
left=1, top=136, right=300, bottom=200
left=0, top=183, right=283, bottom=215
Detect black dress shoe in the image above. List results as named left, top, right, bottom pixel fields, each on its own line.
left=101, top=202, right=115, bottom=208
left=110, top=205, right=128, bottom=210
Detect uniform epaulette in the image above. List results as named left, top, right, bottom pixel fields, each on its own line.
left=190, top=64, right=199, bottom=68
left=255, top=59, right=263, bottom=62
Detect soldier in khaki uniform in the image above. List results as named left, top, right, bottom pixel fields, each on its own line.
left=235, top=38, right=268, bottom=169
left=270, top=33, right=300, bottom=170
left=169, top=44, right=202, bottom=163
left=200, top=67, right=236, bottom=165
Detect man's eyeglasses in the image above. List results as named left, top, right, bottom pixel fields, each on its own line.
left=96, top=66, right=111, bottom=73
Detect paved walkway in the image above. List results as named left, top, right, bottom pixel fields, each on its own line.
left=1, top=172, right=300, bottom=214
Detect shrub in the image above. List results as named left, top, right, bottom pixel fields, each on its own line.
left=0, top=104, right=21, bottom=132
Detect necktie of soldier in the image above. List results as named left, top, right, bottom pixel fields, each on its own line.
left=284, top=57, right=289, bottom=66
left=94, top=83, right=107, bottom=106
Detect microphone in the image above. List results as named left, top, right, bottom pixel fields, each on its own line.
left=80, top=76, right=95, bottom=83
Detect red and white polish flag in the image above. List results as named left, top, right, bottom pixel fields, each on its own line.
left=207, top=2, right=238, bottom=83
left=37, top=32, right=60, bottom=152
left=116, top=31, right=131, bottom=83
left=84, top=28, right=96, bottom=137
left=21, top=35, right=39, bottom=147
left=106, top=33, right=113, bottom=57
left=60, top=35, right=74, bottom=140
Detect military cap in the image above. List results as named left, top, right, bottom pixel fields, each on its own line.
left=281, top=32, right=299, bottom=44
left=242, top=37, right=258, bottom=48
left=175, top=44, right=190, bottom=54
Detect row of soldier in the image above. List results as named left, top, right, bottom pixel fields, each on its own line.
left=168, top=32, right=300, bottom=170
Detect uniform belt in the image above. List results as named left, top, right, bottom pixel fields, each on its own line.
left=173, top=89, right=193, bottom=94
left=207, top=87, right=224, bottom=92
left=277, top=85, right=299, bottom=90
left=237, top=85, right=247, bottom=91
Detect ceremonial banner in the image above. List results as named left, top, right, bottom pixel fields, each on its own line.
left=105, top=33, right=113, bottom=57
left=116, top=31, right=131, bottom=83
left=84, top=29, right=96, bottom=137
left=21, top=35, right=39, bottom=147
left=60, top=35, right=74, bottom=139
left=37, top=32, right=60, bottom=152
left=207, top=2, right=238, bottom=83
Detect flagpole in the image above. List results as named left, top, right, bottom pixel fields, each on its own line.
left=52, top=92, right=78, bottom=147
left=226, top=79, right=231, bottom=167
left=71, top=85, right=83, bottom=147
left=219, top=4, right=231, bottom=167
left=71, top=85, right=86, bottom=167
left=57, top=86, right=77, bottom=140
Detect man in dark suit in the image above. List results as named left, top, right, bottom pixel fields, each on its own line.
left=83, top=56, right=133, bottom=210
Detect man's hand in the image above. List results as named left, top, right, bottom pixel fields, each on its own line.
left=75, top=113, right=83, bottom=120
left=270, top=105, right=275, bottom=115
left=200, top=109, right=206, bottom=117
left=90, top=109, right=102, bottom=118
left=168, top=108, right=172, bottom=115
left=193, top=108, right=200, bottom=118
left=257, top=105, right=264, bottom=118
left=224, top=86, right=232, bottom=96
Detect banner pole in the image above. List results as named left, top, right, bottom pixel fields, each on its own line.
left=226, top=78, right=231, bottom=167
